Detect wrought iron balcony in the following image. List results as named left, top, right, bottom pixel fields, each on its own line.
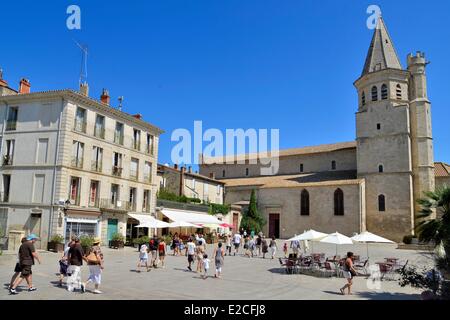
left=132, top=139, right=141, bottom=151
left=91, top=160, right=102, bottom=172
left=71, top=157, right=83, bottom=168
left=112, top=166, right=123, bottom=177
left=6, top=120, right=17, bottom=131
left=2, top=155, right=13, bottom=166
left=114, top=133, right=124, bottom=145
left=99, top=198, right=129, bottom=211
left=94, top=127, right=105, bottom=139
left=73, top=120, right=87, bottom=133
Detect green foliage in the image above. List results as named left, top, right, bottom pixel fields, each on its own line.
left=416, top=186, right=450, bottom=270
left=50, top=234, right=65, bottom=244
left=111, top=232, right=125, bottom=242
left=403, top=235, right=414, bottom=244
left=79, top=235, right=94, bottom=248
left=239, top=189, right=266, bottom=233
left=209, top=203, right=230, bottom=216
left=133, top=236, right=150, bottom=246
left=398, top=266, right=443, bottom=297
left=157, top=188, right=205, bottom=204
left=161, top=235, right=172, bottom=244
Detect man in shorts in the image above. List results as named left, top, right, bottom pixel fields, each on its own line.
left=186, top=237, right=196, bottom=271
left=233, top=232, right=242, bottom=256
left=10, top=234, right=41, bottom=295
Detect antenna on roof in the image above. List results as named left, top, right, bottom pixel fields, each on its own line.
left=73, top=39, right=88, bottom=87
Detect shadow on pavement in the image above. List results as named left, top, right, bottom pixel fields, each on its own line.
left=355, top=291, right=420, bottom=300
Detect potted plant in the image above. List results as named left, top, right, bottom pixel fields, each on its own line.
left=80, top=235, right=94, bottom=253
left=47, top=234, right=65, bottom=252
left=110, top=232, right=125, bottom=249
left=133, top=236, right=150, bottom=251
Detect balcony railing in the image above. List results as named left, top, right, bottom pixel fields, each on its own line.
left=2, top=155, right=13, bottom=166
left=88, top=198, right=99, bottom=208
left=132, top=140, right=141, bottom=151
left=94, top=127, right=105, bottom=139
left=99, top=198, right=129, bottom=211
left=130, top=171, right=138, bottom=181
left=91, top=160, right=102, bottom=172
left=143, top=175, right=152, bottom=183
left=73, top=120, right=87, bottom=133
left=126, top=202, right=137, bottom=211
left=112, top=166, right=123, bottom=177
left=6, top=120, right=17, bottom=131
left=114, top=133, right=124, bottom=145
left=0, top=191, right=10, bottom=203
left=68, top=195, right=80, bottom=206
left=71, top=157, right=83, bottom=168
left=146, top=145, right=155, bottom=156
left=156, top=199, right=210, bottom=213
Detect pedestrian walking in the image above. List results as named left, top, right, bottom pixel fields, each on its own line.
left=158, top=238, right=166, bottom=268
left=291, top=239, right=300, bottom=257
left=232, top=232, right=242, bottom=256
left=225, top=234, right=232, bottom=256
left=58, top=238, right=74, bottom=287
left=202, top=254, right=210, bottom=280
left=255, top=235, right=262, bottom=256
left=137, top=243, right=150, bottom=272
left=8, top=237, right=27, bottom=290
left=186, top=237, right=196, bottom=271
left=149, top=235, right=159, bottom=267
left=213, top=242, right=225, bottom=278
left=340, top=252, right=358, bottom=295
left=66, top=237, right=84, bottom=292
left=195, top=241, right=205, bottom=273
left=269, top=237, right=277, bottom=259
left=261, top=238, right=269, bottom=259
left=82, top=237, right=104, bottom=294
left=283, top=242, right=288, bottom=257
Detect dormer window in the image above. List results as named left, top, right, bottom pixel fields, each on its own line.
left=381, top=84, right=388, bottom=100
left=371, top=86, right=378, bottom=101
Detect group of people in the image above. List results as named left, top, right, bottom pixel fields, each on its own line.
left=184, top=234, right=223, bottom=279
left=137, top=235, right=167, bottom=272
left=8, top=234, right=104, bottom=295
left=223, top=230, right=278, bottom=259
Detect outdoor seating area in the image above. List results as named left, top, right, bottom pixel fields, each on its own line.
left=280, top=229, right=404, bottom=280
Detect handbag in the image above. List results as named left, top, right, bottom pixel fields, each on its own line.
left=86, top=251, right=99, bottom=264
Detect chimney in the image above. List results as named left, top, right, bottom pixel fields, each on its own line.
left=188, top=166, right=192, bottom=173
left=174, top=164, right=178, bottom=170
left=79, top=82, right=89, bottom=96
left=209, top=172, right=215, bottom=179
left=100, top=89, right=110, bottom=105
left=0, top=68, right=8, bottom=87
left=19, top=78, right=31, bottom=94
left=133, top=114, right=143, bottom=120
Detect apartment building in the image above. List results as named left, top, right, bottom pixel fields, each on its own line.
left=0, top=75, right=163, bottom=249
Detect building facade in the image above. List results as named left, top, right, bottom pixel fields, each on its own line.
left=200, top=17, right=443, bottom=242
left=0, top=79, right=162, bottom=249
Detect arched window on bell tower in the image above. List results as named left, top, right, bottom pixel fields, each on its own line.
left=378, top=194, right=386, bottom=212
left=371, top=86, right=378, bottom=101
left=361, top=91, right=366, bottom=106
left=381, top=84, right=388, bottom=100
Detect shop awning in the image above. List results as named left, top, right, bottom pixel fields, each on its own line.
left=160, top=208, right=223, bottom=225
left=128, top=213, right=170, bottom=228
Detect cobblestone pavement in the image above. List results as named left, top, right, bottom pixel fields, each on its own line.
left=0, top=242, right=433, bottom=300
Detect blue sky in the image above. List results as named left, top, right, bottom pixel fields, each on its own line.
left=1, top=0, right=449, bottom=166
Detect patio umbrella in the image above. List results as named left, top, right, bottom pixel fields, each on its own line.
left=167, top=221, right=201, bottom=236
left=220, top=223, right=234, bottom=228
left=351, top=231, right=394, bottom=259
left=288, top=229, right=328, bottom=254
left=135, top=217, right=170, bottom=236
left=320, top=232, right=353, bottom=255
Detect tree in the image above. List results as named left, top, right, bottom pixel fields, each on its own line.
left=239, top=189, right=266, bottom=233
left=417, top=186, right=450, bottom=276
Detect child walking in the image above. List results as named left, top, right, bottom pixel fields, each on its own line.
left=158, top=238, right=166, bottom=268
left=202, top=254, right=210, bottom=279
left=283, top=242, right=288, bottom=257
left=137, top=243, right=150, bottom=272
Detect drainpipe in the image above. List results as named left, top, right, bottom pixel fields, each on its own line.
left=0, top=101, right=8, bottom=198
left=48, top=97, right=64, bottom=242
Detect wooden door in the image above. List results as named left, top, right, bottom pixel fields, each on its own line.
left=269, top=214, right=280, bottom=238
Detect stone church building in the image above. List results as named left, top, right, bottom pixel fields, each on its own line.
left=199, top=17, right=449, bottom=242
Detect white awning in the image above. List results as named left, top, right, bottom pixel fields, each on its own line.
left=128, top=213, right=170, bottom=229
left=160, top=208, right=222, bottom=225
left=128, top=213, right=154, bottom=224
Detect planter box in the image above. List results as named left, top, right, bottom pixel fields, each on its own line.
left=109, top=240, right=124, bottom=249
left=47, top=242, right=64, bottom=253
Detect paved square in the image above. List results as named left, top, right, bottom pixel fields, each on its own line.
left=0, top=242, right=432, bottom=300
